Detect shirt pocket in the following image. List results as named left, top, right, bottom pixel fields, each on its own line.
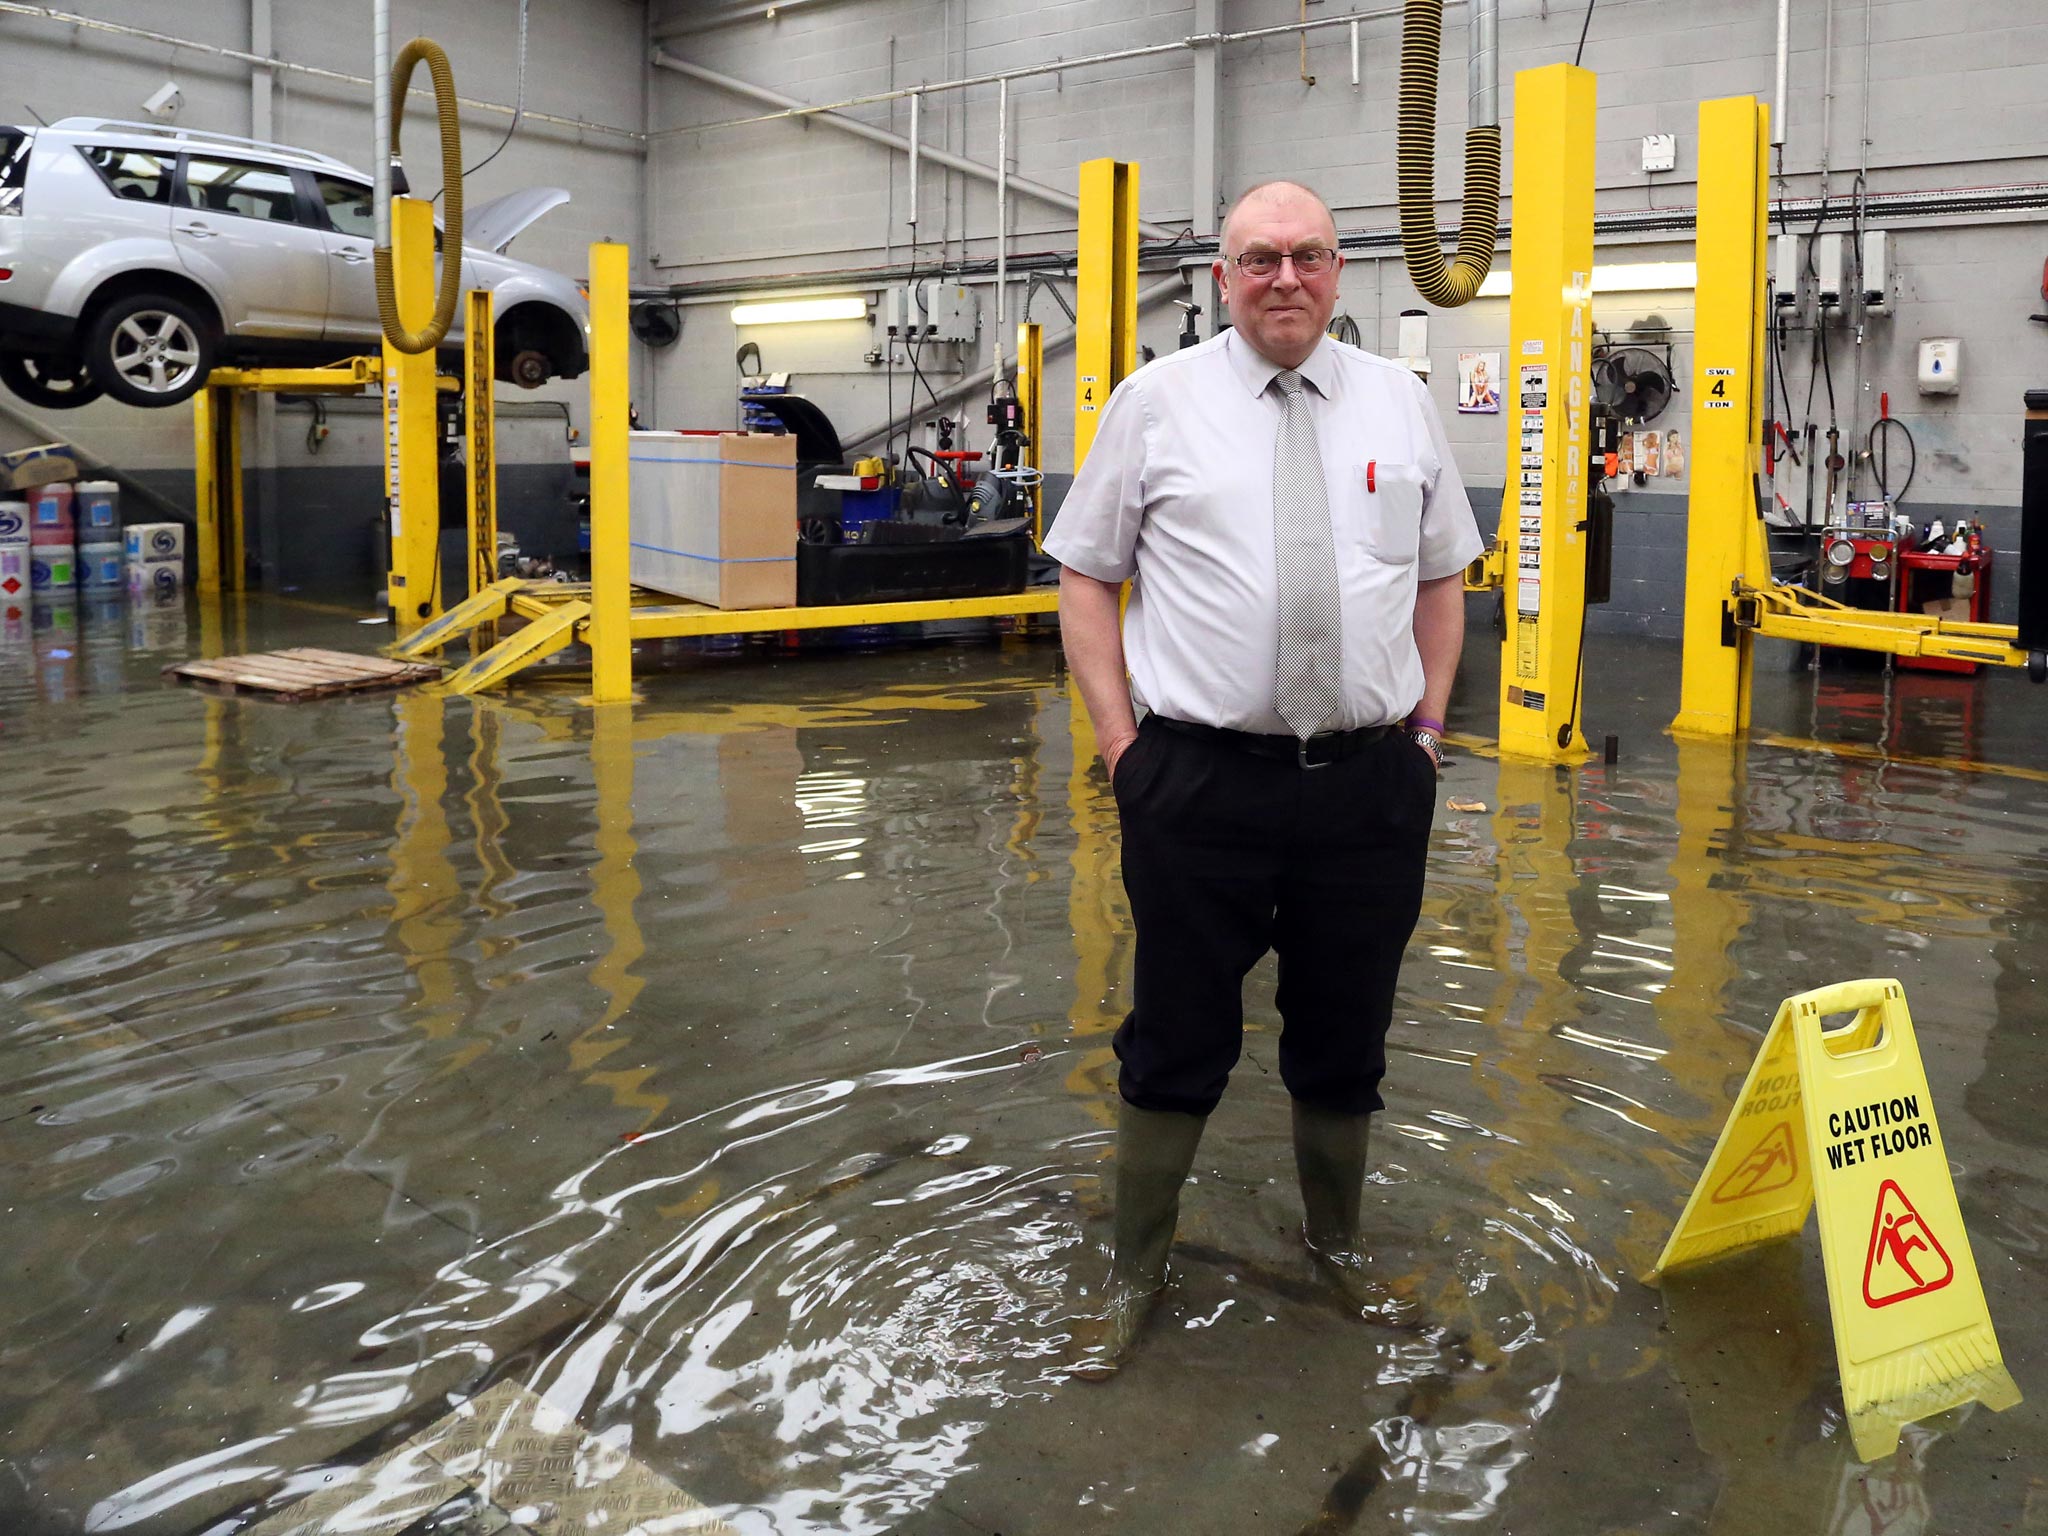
left=1358, top=459, right=1426, bottom=565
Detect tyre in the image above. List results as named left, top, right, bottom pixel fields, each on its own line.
left=0, top=352, right=104, bottom=409
left=84, top=293, right=216, bottom=408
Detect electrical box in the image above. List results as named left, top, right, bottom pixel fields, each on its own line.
left=1860, top=229, right=1892, bottom=314
left=1917, top=337, right=1960, bottom=396
left=884, top=280, right=978, bottom=343
left=1641, top=133, right=1677, bottom=174
left=1773, top=233, right=1802, bottom=310
left=1815, top=233, right=1845, bottom=314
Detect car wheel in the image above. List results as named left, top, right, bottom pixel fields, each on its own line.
left=505, top=348, right=551, bottom=389
left=0, top=353, right=105, bottom=410
left=85, top=293, right=217, bottom=408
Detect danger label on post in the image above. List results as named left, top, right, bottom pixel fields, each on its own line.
left=1862, top=1179, right=1953, bottom=1307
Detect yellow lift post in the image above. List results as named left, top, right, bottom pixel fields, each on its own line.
left=383, top=195, right=444, bottom=637
left=1674, top=94, right=2041, bottom=740
left=1017, top=318, right=1045, bottom=543
left=1496, top=63, right=1596, bottom=763
left=1074, top=158, right=1139, bottom=467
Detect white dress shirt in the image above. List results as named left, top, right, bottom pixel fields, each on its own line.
left=1045, top=329, right=1485, bottom=734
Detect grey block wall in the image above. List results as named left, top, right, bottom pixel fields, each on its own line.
left=0, top=0, right=651, bottom=475
left=648, top=0, right=2048, bottom=637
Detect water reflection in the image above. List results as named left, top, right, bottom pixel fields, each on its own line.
left=0, top=622, right=2038, bottom=1534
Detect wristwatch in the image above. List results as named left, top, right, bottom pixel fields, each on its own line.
left=1408, top=726, right=1443, bottom=770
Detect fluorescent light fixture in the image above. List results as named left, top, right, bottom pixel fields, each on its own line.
left=730, top=296, right=868, bottom=326
left=1474, top=261, right=1699, bottom=299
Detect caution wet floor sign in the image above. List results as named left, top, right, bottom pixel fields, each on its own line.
left=1651, top=979, right=2019, bottom=1461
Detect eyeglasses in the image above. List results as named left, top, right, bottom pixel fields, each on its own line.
left=1230, top=246, right=1338, bottom=278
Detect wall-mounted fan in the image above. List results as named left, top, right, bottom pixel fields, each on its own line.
left=1592, top=347, right=1677, bottom=424
left=1592, top=317, right=1679, bottom=425
left=630, top=302, right=681, bottom=348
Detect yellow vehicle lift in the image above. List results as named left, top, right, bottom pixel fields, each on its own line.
left=1673, top=94, right=2042, bottom=739
left=404, top=159, right=1142, bottom=698
left=1495, top=62, right=1596, bottom=764
left=189, top=187, right=472, bottom=623
left=1456, top=64, right=1598, bottom=763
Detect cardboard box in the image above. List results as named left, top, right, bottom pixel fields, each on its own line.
left=1921, top=596, right=1972, bottom=622
left=2, top=444, right=80, bottom=492
left=628, top=432, right=797, bottom=609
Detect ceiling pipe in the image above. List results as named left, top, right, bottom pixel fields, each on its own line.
left=0, top=2, right=639, bottom=142
left=652, top=50, right=1178, bottom=242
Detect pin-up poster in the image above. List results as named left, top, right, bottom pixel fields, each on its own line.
left=1458, top=351, right=1501, bottom=413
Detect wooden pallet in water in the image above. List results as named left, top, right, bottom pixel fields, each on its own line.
left=167, top=646, right=441, bottom=701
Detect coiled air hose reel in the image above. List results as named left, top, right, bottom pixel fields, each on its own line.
left=1396, top=0, right=1501, bottom=308
left=376, top=37, right=462, bottom=353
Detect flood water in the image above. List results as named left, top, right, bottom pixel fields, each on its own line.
left=1, top=595, right=2043, bottom=1535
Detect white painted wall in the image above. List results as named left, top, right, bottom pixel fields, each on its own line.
left=0, top=0, right=648, bottom=467
left=647, top=0, right=2048, bottom=510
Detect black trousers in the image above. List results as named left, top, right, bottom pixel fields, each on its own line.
left=1111, top=714, right=1437, bottom=1118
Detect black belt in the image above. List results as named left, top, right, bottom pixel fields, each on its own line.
left=1149, top=714, right=1392, bottom=768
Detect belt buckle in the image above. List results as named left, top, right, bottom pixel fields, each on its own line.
left=1297, top=734, right=1336, bottom=770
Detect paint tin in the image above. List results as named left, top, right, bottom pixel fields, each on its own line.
left=78, top=543, right=125, bottom=591
left=74, top=480, right=119, bottom=537
left=28, top=482, right=74, bottom=544
left=30, top=545, right=76, bottom=598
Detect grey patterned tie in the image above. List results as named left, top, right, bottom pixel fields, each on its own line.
left=1271, top=369, right=1343, bottom=739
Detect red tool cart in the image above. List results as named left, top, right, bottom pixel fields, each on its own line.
left=1896, top=545, right=1993, bottom=674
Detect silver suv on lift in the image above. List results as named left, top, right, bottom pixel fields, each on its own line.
left=0, top=118, right=590, bottom=410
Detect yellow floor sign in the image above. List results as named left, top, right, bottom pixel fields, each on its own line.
left=1652, top=979, right=2020, bottom=1460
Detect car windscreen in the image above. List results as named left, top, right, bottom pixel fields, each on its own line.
left=0, top=129, right=31, bottom=215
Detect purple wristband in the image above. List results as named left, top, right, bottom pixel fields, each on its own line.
left=1407, top=715, right=1444, bottom=734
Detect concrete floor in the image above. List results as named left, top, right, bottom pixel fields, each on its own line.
left=1, top=594, right=2044, bottom=1535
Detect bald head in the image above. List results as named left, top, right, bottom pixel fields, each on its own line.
left=1220, top=180, right=1337, bottom=255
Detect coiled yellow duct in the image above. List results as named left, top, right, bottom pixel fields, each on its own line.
left=375, top=37, right=462, bottom=353
left=1396, top=0, right=1500, bottom=307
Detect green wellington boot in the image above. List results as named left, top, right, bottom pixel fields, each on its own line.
left=1067, top=1099, right=1208, bottom=1381
left=1292, top=1100, right=1419, bottom=1327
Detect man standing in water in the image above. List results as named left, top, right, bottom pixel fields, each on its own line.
left=1045, top=180, right=1481, bottom=1375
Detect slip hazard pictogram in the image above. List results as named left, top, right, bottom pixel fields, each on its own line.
left=1711, top=1122, right=1799, bottom=1203
left=1862, top=1179, right=1953, bottom=1308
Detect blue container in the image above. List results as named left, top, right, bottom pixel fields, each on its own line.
left=75, top=480, right=119, bottom=537
left=839, top=486, right=899, bottom=539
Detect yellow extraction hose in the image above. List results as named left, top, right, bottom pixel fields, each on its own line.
left=375, top=37, right=462, bottom=353
left=1396, top=0, right=1500, bottom=307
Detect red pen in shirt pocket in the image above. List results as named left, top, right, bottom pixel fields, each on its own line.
left=1366, top=460, right=1377, bottom=493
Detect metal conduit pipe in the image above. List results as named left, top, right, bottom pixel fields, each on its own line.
left=840, top=275, right=1189, bottom=454
left=994, top=77, right=1009, bottom=378
left=651, top=177, right=2048, bottom=303
left=1395, top=0, right=1499, bottom=307
left=0, top=1, right=639, bottom=141
left=1772, top=0, right=1790, bottom=149
left=373, top=0, right=391, bottom=250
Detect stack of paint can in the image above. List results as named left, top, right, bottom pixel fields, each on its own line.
left=28, top=482, right=76, bottom=610
left=0, top=498, right=29, bottom=644
left=126, top=522, right=185, bottom=601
